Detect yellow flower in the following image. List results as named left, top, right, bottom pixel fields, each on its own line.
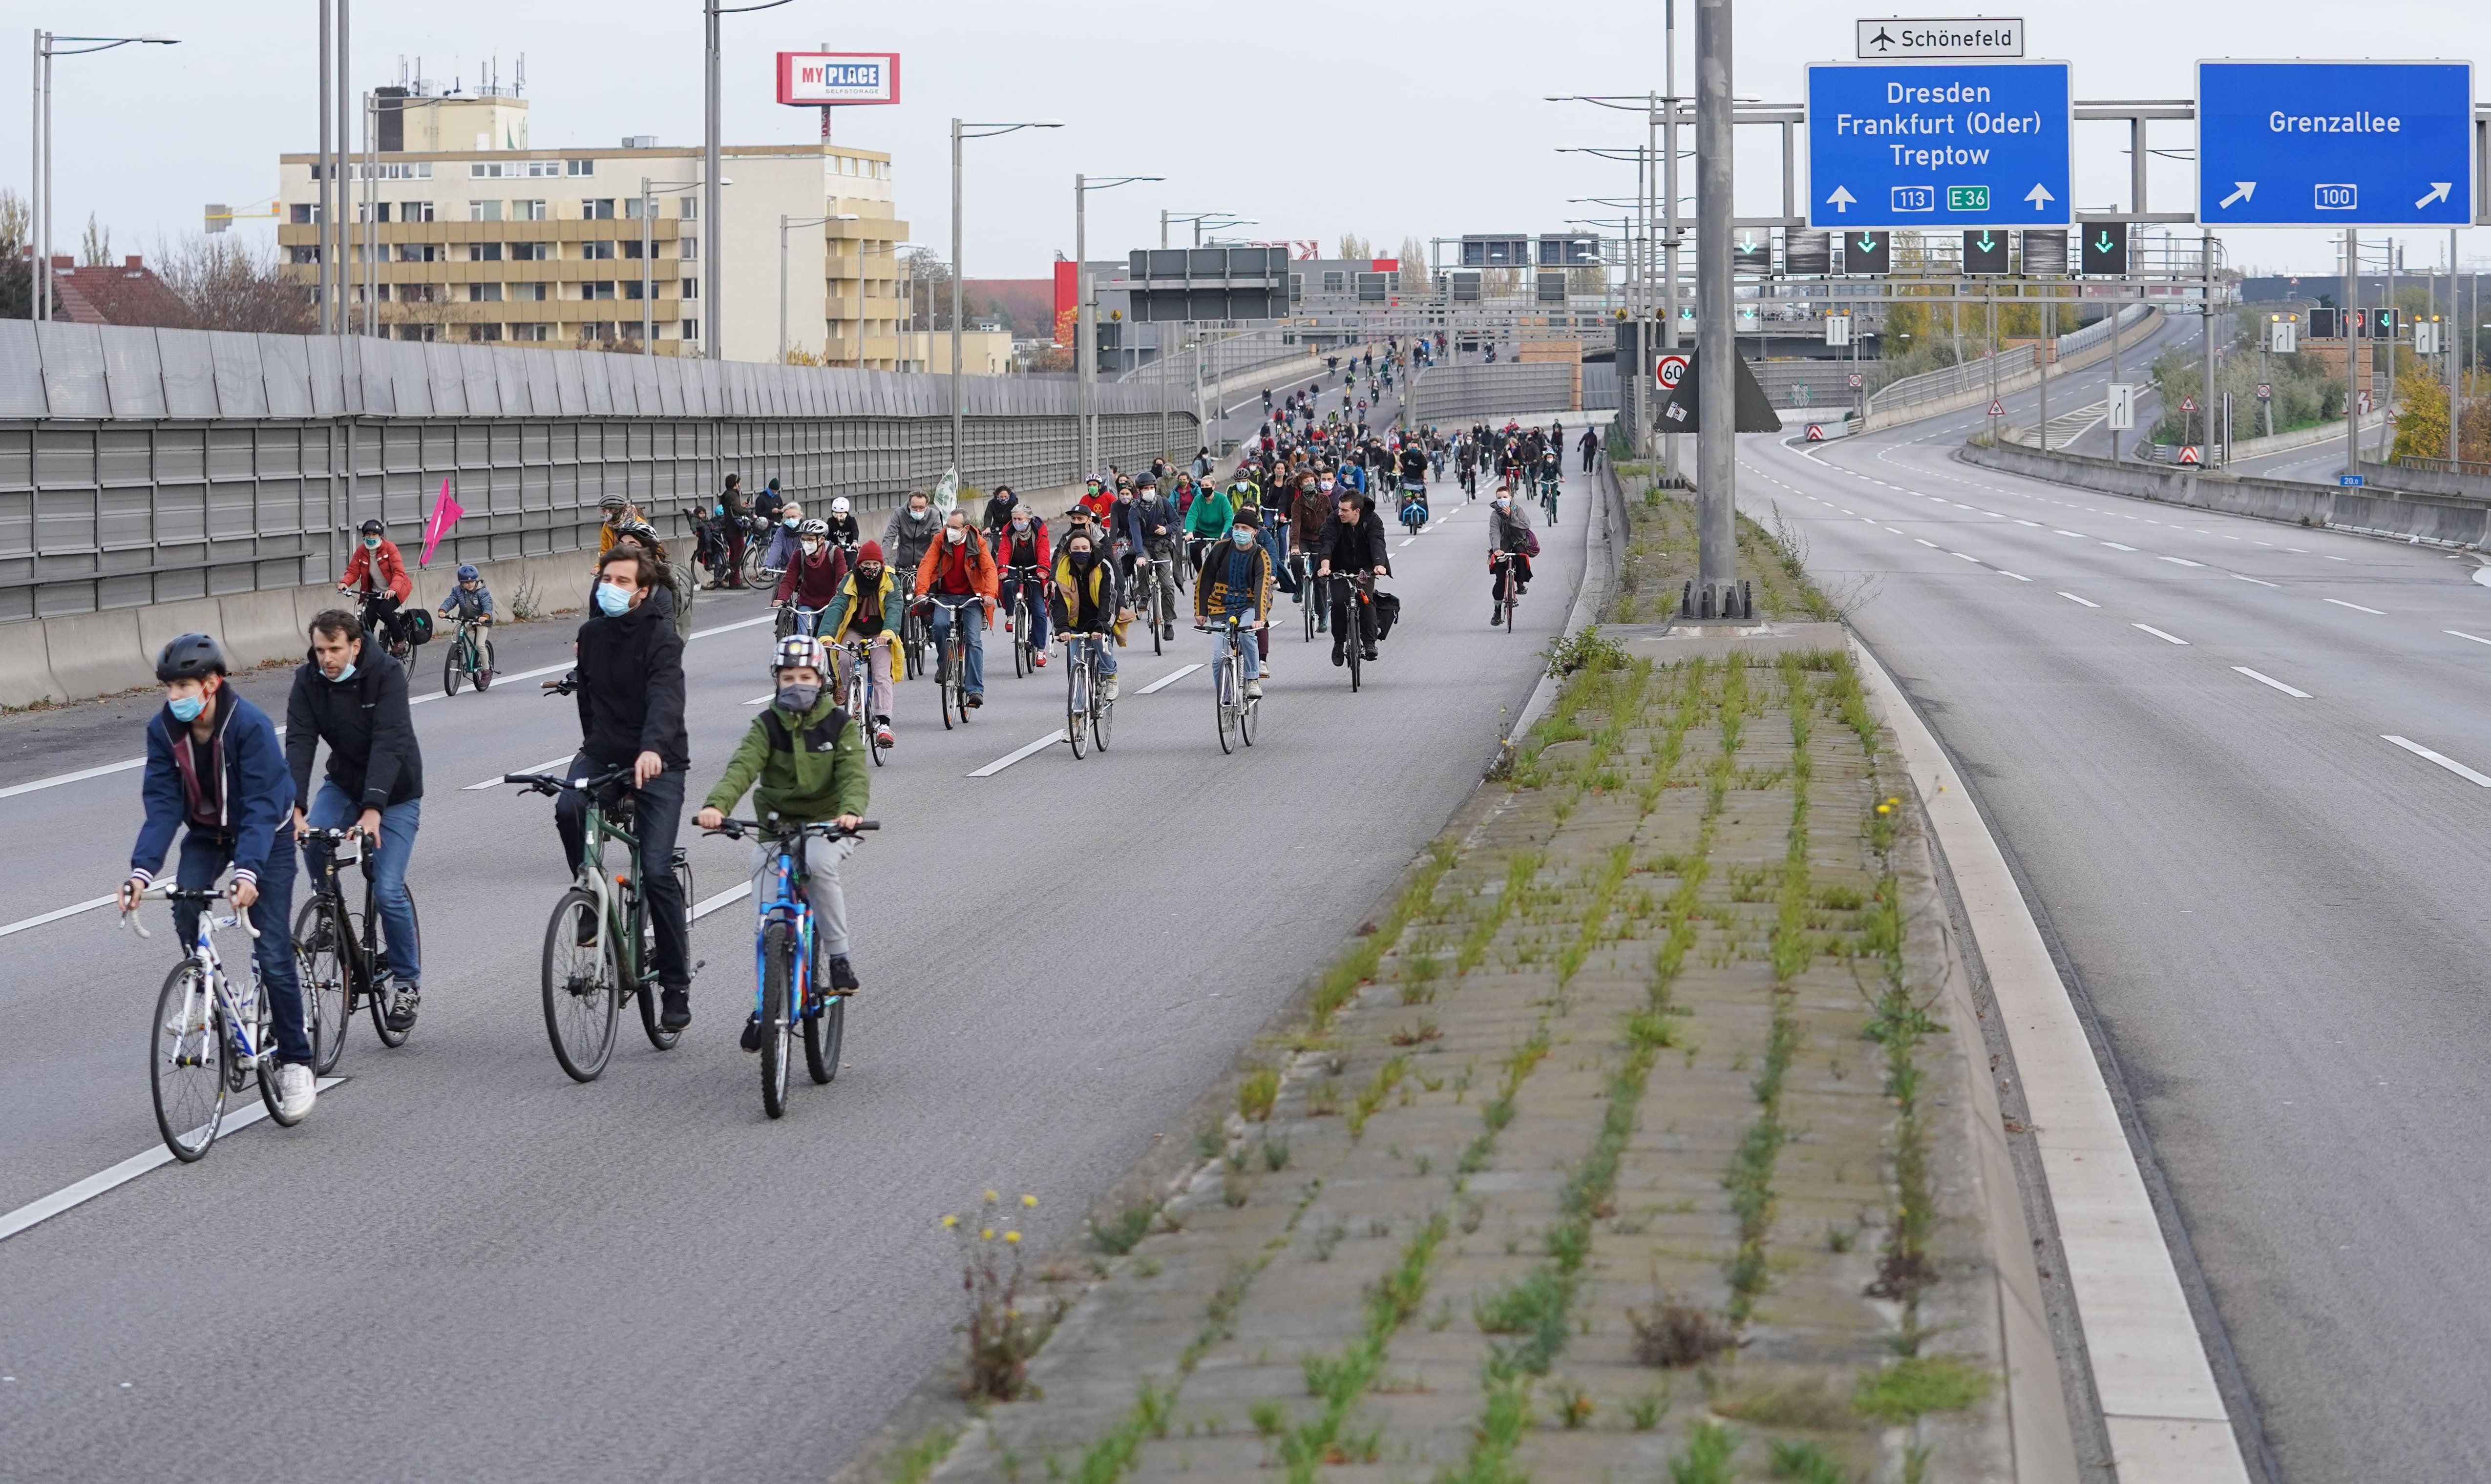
left=1021, top=1193, right=1039, bottom=1208
left=980, top=1228, right=996, bottom=1241
left=941, top=1214, right=959, bottom=1229
left=983, top=1189, right=1000, bottom=1204
left=1005, top=1231, right=1021, bottom=1244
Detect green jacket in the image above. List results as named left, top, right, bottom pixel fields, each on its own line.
left=1184, top=490, right=1234, bottom=539
left=702, top=693, right=868, bottom=823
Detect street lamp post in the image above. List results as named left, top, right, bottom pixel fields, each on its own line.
left=1075, top=173, right=1162, bottom=481
left=949, top=120, right=1062, bottom=477
left=1694, top=0, right=1739, bottom=617
left=779, top=212, right=860, bottom=363
left=29, top=30, right=178, bottom=325
left=703, top=0, right=794, bottom=361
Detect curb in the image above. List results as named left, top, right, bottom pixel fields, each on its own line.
left=1848, top=638, right=2255, bottom=1484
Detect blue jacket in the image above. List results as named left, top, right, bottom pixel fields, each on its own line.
left=438, top=584, right=495, bottom=619
left=130, top=690, right=294, bottom=888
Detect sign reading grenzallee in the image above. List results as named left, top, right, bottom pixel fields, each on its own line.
left=1807, top=61, right=2071, bottom=227
left=1855, top=18, right=2025, bottom=59
left=2195, top=61, right=2473, bottom=226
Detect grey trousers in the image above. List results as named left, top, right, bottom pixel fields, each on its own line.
left=750, top=835, right=857, bottom=958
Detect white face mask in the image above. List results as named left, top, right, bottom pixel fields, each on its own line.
left=945, top=527, right=966, bottom=545
left=801, top=540, right=823, bottom=557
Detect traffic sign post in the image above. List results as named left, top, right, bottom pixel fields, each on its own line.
left=1825, top=314, right=1853, bottom=347
left=2106, top=382, right=2137, bottom=431
left=2196, top=62, right=2475, bottom=226
left=2256, top=382, right=2272, bottom=401
left=2178, top=445, right=2201, bottom=465
left=1807, top=61, right=2072, bottom=228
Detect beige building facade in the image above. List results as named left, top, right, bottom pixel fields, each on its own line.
left=277, top=90, right=912, bottom=365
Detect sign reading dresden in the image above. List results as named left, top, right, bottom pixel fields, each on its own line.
left=1808, top=61, right=2072, bottom=228
left=1855, top=18, right=2025, bottom=59
left=2196, top=62, right=2472, bottom=226
left=776, top=52, right=902, bottom=107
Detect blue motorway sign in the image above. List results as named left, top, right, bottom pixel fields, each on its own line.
left=1807, top=62, right=2072, bottom=228
left=2197, top=62, right=2473, bottom=226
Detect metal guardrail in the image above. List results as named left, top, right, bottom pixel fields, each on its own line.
left=1863, top=302, right=2153, bottom=420
left=1409, top=362, right=1578, bottom=426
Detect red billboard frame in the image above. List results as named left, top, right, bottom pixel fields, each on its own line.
left=775, top=52, right=902, bottom=107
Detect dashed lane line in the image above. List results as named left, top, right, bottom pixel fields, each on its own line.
left=2233, top=668, right=2312, bottom=699
left=2385, top=734, right=2491, bottom=788
left=2134, top=624, right=2190, bottom=645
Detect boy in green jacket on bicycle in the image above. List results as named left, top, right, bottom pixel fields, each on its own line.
left=695, top=635, right=870, bottom=1050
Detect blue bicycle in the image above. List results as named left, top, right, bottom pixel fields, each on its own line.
left=707, top=815, right=878, bottom=1118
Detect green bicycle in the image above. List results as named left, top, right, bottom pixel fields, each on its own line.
left=442, top=617, right=495, bottom=695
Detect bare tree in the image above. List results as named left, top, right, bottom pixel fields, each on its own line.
left=151, top=234, right=314, bottom=334
left=1397, top=236, right=1430, bottom=295
left=80, top=214, right=111, bottom=267
left=1336, top=233, right=1372, bottom=262
left=0, top=189, right=29, bottom=319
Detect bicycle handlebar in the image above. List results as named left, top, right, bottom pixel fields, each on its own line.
left=704, top=817, right=880, bottom=841
left=119, top=878, right=259, bottom=940
left=504, top=765, right=634, bottom=797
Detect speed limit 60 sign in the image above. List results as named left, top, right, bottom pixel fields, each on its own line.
left=1655, top=354, right=1689, bottom=391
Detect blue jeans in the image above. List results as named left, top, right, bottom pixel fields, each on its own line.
left=929, top=598, right=987, bottom=697
left=1065, top=631, right=1117, bottom=678
left=1208, top=617, right=1261, bottom=685
left=305, top=782, right=422, bottom=985
left=173, top=828, right=310, bottom=1065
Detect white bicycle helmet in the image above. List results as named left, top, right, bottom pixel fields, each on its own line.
left=773, top=635, right=829, bottom=673
left=829, top=497, right=852, bottom=516
left=799, top=518, right=830, bottom=538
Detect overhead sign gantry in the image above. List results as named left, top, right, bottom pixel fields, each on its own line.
left=2195, top=61, right=2474, bottom=226
left=1806, top=61, right=2072, bottom=228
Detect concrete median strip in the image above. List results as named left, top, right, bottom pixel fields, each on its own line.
left=1851, top=639, right=2254, bottom=1484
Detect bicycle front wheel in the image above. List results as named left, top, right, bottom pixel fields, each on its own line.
left=760, top=920, right=795, bottom=1119
left=443, top=640, right=464, bottom=696
left=370, top=882, right=419, bottom=1049
left=150, top=961, right=227, bottom=1162
left=295, top=897, right=351, bottom=1077
left=541, top=890, right=619, bottom=1083
left=1066, top=656, right=1089, bottom=760
left=1215, top=661, right=1237, bottom=755
left=1240, top=691, right=1258, bottom=747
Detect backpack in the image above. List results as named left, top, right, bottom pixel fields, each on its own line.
left=401, top=608, right=434, bottom=645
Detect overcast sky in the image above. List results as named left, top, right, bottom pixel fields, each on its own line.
left=21, top=1, right=2491, bottom=285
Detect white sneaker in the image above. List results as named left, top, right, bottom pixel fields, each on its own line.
left=1245, top=679, right=1263, bottom=699
left=274, top=1062, right=317, bottom=1121
left=1102, top=674, right=1121, bottom=701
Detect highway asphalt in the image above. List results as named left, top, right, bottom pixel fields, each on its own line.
left=0, top=411, right=1585, bottom=1482
left=1742, top=390, right=2491, bottom=1482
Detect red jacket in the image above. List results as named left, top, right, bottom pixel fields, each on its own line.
left=776, top=542, right=849, bottom=608
left=913, top=527, right=998, bottom=617
left=992, top=519, right=1051, bottom=574
left=340, top=541, right=413, bottom=603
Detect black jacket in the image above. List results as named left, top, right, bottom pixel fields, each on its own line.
left=1314, top=508, right=1390, bottom=574
left=574, top=600, right=690, bottom=771
left=285, top=647, right=422, bottom=811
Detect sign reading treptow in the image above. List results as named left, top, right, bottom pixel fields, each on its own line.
left=776, top=51, right=902, bottom=107
left=2196, top=61, right=2472, bottom=226
left=1855, top=18, right=2025, bottom=59
left=1808, top=62, right=2072, bottom=228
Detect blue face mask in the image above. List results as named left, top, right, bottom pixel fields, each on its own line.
left=330, top=663, right=357, bottom=683
left=168, top=694, right=206, bottom=723
left=595, top=581, right=634, bottom=617
left=363, top=536, right=380, bottom=549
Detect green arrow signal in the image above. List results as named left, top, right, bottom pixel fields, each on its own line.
left=1976, top=232, right=1996, bottom=253
left=1857, top=234, right=1877, bottom=252
left=2093, top=231, right=2115, bottom=254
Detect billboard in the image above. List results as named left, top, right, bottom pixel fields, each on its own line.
left=776, top=52, right=902, bottom=107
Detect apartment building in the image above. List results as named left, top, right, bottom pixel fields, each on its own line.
left=276, top=85, right=912, bottom=365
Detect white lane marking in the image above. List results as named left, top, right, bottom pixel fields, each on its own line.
left=2014, top=519, right=2042, bottom=527
left=692, top=882, right=753, bottom=920
left=2446, top=629, right=2491, bottom=647
left=466, top=753, right=574, bottom=791
left=0, top=893, right=118, bottom=940
left=1951, top=552, right=1982, bottom=563
left=968, top=730, right=1066, bottom=778
left=1998, top=570, right=2031, bottom=582
left=0, top=1076, right=345, bottom=1244
left=1884, top=526, right=1903, bottom=535
left=2158, top=557, right=2206, bottom=568
left=2232, top=575, right=2280, bottom=588
left=2233, top=667, right=2312, bottom=699
left=2053, top=529, right=2086, bottom=538
left=1398, top=537, right=1417, bottom=548
left=2133, top=624, right=2189, bottom=645
left=1914, top=539, right=1940, bottom=548
left=2285, top=547, right=2310, bottom=554
left=2384, top=735, right=2491, bottom=787
left=744, top=693, right=773, bottom=706
left=2102, top=542, right=2139, bottom=552
left=2323, top=598, right=2385, bottom=615
left=2059, top=592, right=2100, bottom=607
left=0, top=758, right=146, bottom=802
left=1138, top=662, right=1203, bottom=695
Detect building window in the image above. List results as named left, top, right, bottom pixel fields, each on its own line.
left=582, top=199, right=617, bottom=221
left=401, top=200, right=433, bottom=223
left=567, top=159, right=595, bottom=176
left=623, top=280, right=645, bottom=300
left=288, top=245, right=318, bottom=265
left=679, top=235, right=697, bottom=260
left=578, top=239, right=615, bottom=261
left=394, top=243, right=442, bottom=263
left=1323, top=271, right=1345, bottom=293
left=372, top=284, right=390, bottom=301
left=678, top=318, right=699, bottom=341
left=579, top=281, right=616, bottom=301
left=469, top=200, right=503, bottom=221
left=509, top=241, right=549, bottom=261
left=620, top=239, right=645, bottom=259
left=678, top=197, right=697, bottom=220
left=680, top=277, right=698, bottom=300
left=469, top=242, right=503, bottom=262
left=512, top=323, right=548, bottom=342
left=290, top=204, right=315, bottom=225
left=468, top=283, right=503, bottom=302
left=466, top=324, right=504, bottom=342
left=397, top=324, right=437, bottom=342
left=515, top=200, right=547, bottom=222
left=515, top=282, right=549, bottom=301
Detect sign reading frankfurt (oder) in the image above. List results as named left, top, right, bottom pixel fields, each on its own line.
left=1808, top=62, right=2071, bottom=227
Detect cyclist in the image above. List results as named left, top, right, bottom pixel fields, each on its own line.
left=762, top=501, right=805, bottom=572
left=981, top=482, right=1021, bottom=539
left=120, top=634, right=313, bottom=1121
left=339, top=519, right=412, bottom=654
left=562, top=547, right=694, bottom=1031
left=1050, top=525, right=1127, bottom=702
left=912, top=510, right=997, bottom=710
left=1183, top=473, right=1235, bottom=573
left=823, top=541, right=900, bottom=748
left=823, top=495, right=862, bottom=552
left=605, top=519, right=694, bottom=639
left=1488, top=485, right=1540, bottom=622
left=1312, top=486, right=1389, bottom=667
left=286, top=608, right=424, bottom=1032
left=1075, top=476, right=1115, bottom=527
left=1535, top=443, right=1564, bottom=506
left=1124, top=476, right=1181, bottom=641
left=882, top=488, right=943, bottom=581
left=716, top=473, right=752, bottom=589
left=595, top=492, right=645, bottom=562
left=437, top=562, right=494, bottom=638
left=1193, top=507, right=1271, bottom=702
left=993, top=502, right=1052, bottom=668
left=695, top=633, right=869, bottom=1050
left=776, top=519, right=847, bottom=634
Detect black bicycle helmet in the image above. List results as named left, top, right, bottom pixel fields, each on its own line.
left=358, top=518, right=384, bottom=536
left=156, top=633, right=230, bottom=682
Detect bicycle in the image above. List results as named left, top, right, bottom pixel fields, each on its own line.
left=1203, top=615, right=1259, bottom=754
left=125, top=880, right=299, bottom=1162
left=1398, top=482, right=1430, bottom=535
left=441, top=616, right=495, bottom=695
left=1329, top=572, right=1376, bottom=692
left=1129, top=549, right=1178, bottom=656
left=1060, top=632, right=1113, bottom=758
left=1539, top=472, right=1562, bottom=524
left=895, top=566, right=929, bottom=679
left=1003, top=565, right=1041, bottom=678
left=294, top=826, right=423, bottom=1075
left=775, top=602, right=829, bottom=642
left=1301, top=554, right=1322, bottom=644
left=347, top=592, right=413, bottom=665
left=739, top=517, right=776, bottom=587
left=504, top=765, right=695, bottom=1082
left=927, top=595, right=978, bottom=730
left=836, top=635, right=889, bottom=769
left=704, top=815, right=879, bottom=1119
left=1493, top=551, right=1521, bottom=633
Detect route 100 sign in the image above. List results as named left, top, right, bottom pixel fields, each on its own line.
left=1655, top=354, right=1690, bottom=391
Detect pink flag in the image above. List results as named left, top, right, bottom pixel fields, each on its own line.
left=420, top=477, right=464, bottom=567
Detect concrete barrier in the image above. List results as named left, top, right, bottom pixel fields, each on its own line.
left=0, top=640, right=65, bottom=709
left=41, top=608, right=147, bottom=703
left=136, top=597, right=233, bottom=685
left=1959, top=439, right=2490, bottom=548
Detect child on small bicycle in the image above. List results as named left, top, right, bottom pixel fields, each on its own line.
left=695, top=634, right=869, bottom=1052
left=437, top=563, right=495, bottom=629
